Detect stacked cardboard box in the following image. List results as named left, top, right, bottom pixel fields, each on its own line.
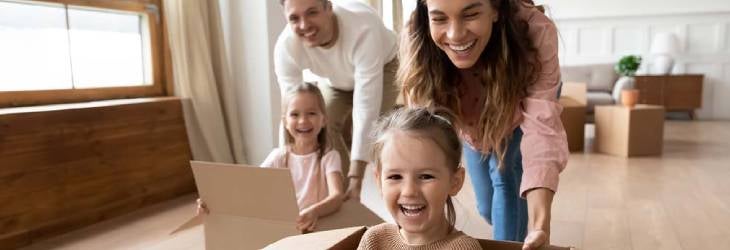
left=594, top=105, right=665, bottom=157
left=560, top=97, right=586, bottom=152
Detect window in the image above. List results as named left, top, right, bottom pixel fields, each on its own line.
left=0, top=0, right=169, bottom=107
left=343, top=0, right=414, bottom=32
left=381, top=0, right=416, bottom=32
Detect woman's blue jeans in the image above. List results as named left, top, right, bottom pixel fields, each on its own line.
left=462, top=128, right=528, bottom=241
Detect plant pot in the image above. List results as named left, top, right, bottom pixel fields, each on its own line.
left=621, top=89, right=640, bottom=108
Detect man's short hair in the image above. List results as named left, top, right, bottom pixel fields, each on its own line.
left=279, top=0, right=329, bottom=6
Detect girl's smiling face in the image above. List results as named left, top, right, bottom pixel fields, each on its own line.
left=376, top=130, right=465, bottom=244
left=284, top=92, right=326, bottom=145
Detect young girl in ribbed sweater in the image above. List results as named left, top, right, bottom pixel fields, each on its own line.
left=357, top=107, right=480, bottom=249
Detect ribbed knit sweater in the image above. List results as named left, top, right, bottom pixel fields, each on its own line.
left=356, top=223, right=481, bottom=250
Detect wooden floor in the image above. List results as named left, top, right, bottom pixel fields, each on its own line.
left=18, top=121, right=730, bottom=250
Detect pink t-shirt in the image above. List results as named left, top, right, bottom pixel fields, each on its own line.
left=457, top=4, right=568, bottom=198
left=261, top=148, right=343, bottom=210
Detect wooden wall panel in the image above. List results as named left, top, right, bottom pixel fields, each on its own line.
left=0, top=97, right=195, bottom=249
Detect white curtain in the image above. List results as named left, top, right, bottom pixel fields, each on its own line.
left=391, top=0, right=403, bottom=33
left=163, top=0, right=247, bottom=164
left=360, top=0, right=403, bottom=33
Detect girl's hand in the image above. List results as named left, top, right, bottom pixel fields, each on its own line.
left=196, top=198, right=209, bottom=216
left=296, top=209, right=318, bottom=233
left=522, top=229, right=548, bottom=250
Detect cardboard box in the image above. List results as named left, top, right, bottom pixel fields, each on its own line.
left=172, top=161, right=383, bottom=249
left=559, top=97, right=586, bottom=152
left=560, top=82, right=587, bottom=106
left=594, top=104, right=665, bottom=157
left=266, top=226, right=574, bottom=250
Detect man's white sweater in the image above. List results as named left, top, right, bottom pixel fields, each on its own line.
left=274, top=0, right=397, bottom=162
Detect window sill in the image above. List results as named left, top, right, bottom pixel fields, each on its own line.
left=0, top=96, right=182, bottom=116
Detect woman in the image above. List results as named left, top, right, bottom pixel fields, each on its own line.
left=398, top=0, right=568, bottom=249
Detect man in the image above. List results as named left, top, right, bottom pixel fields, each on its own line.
left=274, top=0, right=398, bottom=200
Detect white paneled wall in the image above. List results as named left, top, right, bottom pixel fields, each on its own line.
left=538, top=0, right=730, bottom=19
left=554, top=12, right=730, bottom=120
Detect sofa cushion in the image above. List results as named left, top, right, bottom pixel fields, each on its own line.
left=561, top=64, right=619, bottom=92
left=586, top=92, right=614, bottom=112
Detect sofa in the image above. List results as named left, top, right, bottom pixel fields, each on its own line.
left=560, top=64, right=633, bottom=112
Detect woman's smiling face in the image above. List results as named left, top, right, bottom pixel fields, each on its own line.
left=426, top=0, right=498, bottom=69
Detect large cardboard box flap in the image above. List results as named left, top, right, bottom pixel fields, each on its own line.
left=266, top=226, right=574, bottom=250
left=175, top=161, right=383, bottom=249
left=192, top=161, right=299, bottom=221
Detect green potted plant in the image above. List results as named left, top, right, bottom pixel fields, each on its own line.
left=615, top=55, right=642, bottom=77
left=614, top=55, right=642, bottom=107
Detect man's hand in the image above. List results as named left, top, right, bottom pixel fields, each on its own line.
left=345, top=177, right=362, bottom=201
left=345, top=160, right=368, bottom=201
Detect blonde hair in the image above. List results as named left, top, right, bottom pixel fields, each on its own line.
left=282, top=82, right=332, bottom=167
left=371, top=107, right=462, bottom=231
left=398, top=0, right=542, bottom=169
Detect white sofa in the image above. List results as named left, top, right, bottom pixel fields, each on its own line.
left=560, top=64, right=632, bottom=112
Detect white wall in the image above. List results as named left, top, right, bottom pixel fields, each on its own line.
left=538, top=0, right=730, bottom=120
left=538, top=0, right=730, bottom=19
left=219, top=0, right=285, bottom=164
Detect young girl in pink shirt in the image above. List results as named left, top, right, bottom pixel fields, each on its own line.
left=260, top=82, right=345, bottom=232
left=198, top=82, right=344, bottom=232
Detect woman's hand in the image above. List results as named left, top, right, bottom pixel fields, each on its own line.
left=296, top=208, right=318, bottom=233
left=196, top=198, right=209, bottom=216
left=524, top=188, right=554, bottom=250
left=522, top=229, right=548, bottom=250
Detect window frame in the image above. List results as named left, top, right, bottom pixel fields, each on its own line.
left=0, top=0, right=172, bottom=107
